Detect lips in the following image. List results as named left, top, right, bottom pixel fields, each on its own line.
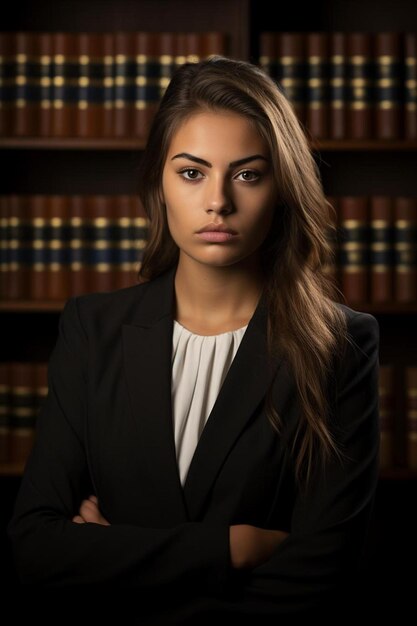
left=195, top=223, right=238, bottom=243
left=196, top=224, right=237, bottom=235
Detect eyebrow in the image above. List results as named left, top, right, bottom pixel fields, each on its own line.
left=171, top=152, right=270, bottom=168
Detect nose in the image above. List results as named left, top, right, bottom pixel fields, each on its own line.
left=205, top=175, right=232, bottom=215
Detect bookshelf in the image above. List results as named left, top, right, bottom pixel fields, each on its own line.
left=1, top=0, right=416, bottom=610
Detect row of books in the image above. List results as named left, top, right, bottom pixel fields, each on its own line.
left=0, top=194, right=148, bottom=298
left=0, top=31, right=226, bottom=138
left=260, top=32, right=417, bottom=140
left=380, top=365, right=417, bottom=471
left=1, top=31, right=416, bottom=140
left=1, top=193, right=416, bottom=303
left=1, top=361, right=416, bottom=469
left=330, top=195, right=417, bottom=304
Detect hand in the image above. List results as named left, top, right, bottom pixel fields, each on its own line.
left=229, top=524, right=289, bottom=570
left=72, top=494, right=111, bottom=526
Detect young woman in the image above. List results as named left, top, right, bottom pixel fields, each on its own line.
left=7, top=57, right=380, bottom=622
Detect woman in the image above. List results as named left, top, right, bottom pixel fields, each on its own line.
left=7, top=57, right=380, bottom=622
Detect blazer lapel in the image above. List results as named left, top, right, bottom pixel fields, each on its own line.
left=182, top=290, right=285, bottom=520
left=122, top=265, right=187, bottom=522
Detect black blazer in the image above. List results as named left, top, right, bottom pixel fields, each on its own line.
left=7, top=264, right=380, bottom=623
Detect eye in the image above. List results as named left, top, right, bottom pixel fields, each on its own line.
left=178, top=168, right=204, bottom=181
left=235, top=170, right=261, bottom=182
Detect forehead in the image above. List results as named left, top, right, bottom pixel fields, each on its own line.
left=167, top=110, right=269, bottom=158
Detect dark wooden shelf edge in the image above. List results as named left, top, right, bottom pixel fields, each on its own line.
left=1, top=138, right=417, bottom=151
left=0, top=138, right=148, bottom=150
left=2, top=300, right=417, bottom=313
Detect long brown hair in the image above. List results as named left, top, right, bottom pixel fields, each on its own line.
left=137, top=56, right=350, bottom=492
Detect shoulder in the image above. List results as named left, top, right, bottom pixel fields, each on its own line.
left=59, top=280, right=152, bottom=337
left=331, top=302, right=380, bottom=386
left=334, top=301, right=380, bottom=349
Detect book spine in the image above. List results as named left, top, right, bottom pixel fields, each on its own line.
left=374, top=32, right=402, bottom=140
left=0, top=194, right=8, bottom=298
left=14, top=32, right=38, bottom=136
left=88, top=195, right=114, bottom=292
left=394, top=196, right=417, bottom=302
left=38, top=32, right=53, bottom=137
left=346, top=33, right=373, bottom=139
left=0, top=362, right=10, bottom=463
left=0, top=32, right=16, bottom=136
left=379, top=364, right=395, bottom=470
left=133, top=32, right=160, bottom=139
left=8, top=194, right=29, bottom=299
left=69, top=195, right=88, bottom=296
left=369, top=195, right=394, bottom=303
left=29, top=194, right=49, bottom=300
left=405, top=366, right=417, bottom=471
left=278, top=33, right=306, bottom=127
left=338, top=195, right=369, bottom=304
left=52, top=32, right=78, bottom=137
left=47, top=195, right=70, bottom=299
left=102, top=33, right=114, bottom=138
left=9, top=361, right=36, bottom=465
left=77, top=33, right=105, bottom=138
left=329, top=32, right=348, bottom=140
left=305, top=32, right=329, bottom=140
left=404, top=33, right=417, bottom=140
left=114, top=32, right=135, bottom=138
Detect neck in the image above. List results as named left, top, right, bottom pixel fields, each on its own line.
left=173, top=253, right=265, bottom=329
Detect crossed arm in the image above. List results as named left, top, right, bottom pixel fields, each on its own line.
left=74, top=496, right=289, bottom=570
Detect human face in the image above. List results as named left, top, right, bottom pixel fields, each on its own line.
left=161, top=110, right=278, bottom=270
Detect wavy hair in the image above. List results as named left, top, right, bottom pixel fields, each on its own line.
left=137, top=56, right=350, bottom=492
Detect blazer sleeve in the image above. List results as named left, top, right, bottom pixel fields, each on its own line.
left=213, top=310, right=381, bottom=618
left=6, top=296, right=231, bottom=591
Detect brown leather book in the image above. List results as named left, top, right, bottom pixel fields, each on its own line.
left=47, top=195, right=70, bottom=299
left=369, top=195, right=394, bottom=303
left=405, top=366, right=417, bottom=471
left=379, top=364, right=395, bottom=471
left=329, top=32, right=348, bottom=140
left=86, top=194, right=114, bottom=293
left=346, top=33, right=373, bottom=139
left=132, top=31, right=161, bottom=140
left=404, top=33, right=417, bottom=140
left=8, top=361, right=36, bottom=466
left=374, top=32, right=402, bottom=140
left=338, top=195, right=369, bottom=304
left=0, top=194, right=8, bottom=299
left=394, top=196, right=417, bottom=303
left=14, top=32, right=38, bottom=137
left=0, top=32, right=15, bottom=136
left=113, top=31, right=135, bottom=138
left=305, top=32, right=329, bottom=140
left=52, top=33, right=79, bottom=137
left=69, top=194, right=89, bottom=296
left=0, top=361, right=11, bottom=464
left=259, top=32, right=306, bottom=127
left=76, top=32, right=106, bottom=138
left=28, top=194, right=49, bottom=300
left=7, top=194, right=30, bottom=300
left=38, top=32, right=53, bottom=137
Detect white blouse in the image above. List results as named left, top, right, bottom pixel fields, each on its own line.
left=171, top=319, right=248, bottom=486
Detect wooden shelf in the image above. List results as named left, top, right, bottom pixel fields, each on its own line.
left=0, top=300, right=68, bottom=312
left=311, top=140, right=417, bottom=151
left=379, top=467, right=417, bottom=480
left=1, top=138, right=417, bottom=151
left=0, top=463, right=26, bottom=477
left=0, top=138, right=148, bottom=150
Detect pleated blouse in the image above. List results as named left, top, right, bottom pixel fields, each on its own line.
left=171, top=319, right=248, bottom=486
